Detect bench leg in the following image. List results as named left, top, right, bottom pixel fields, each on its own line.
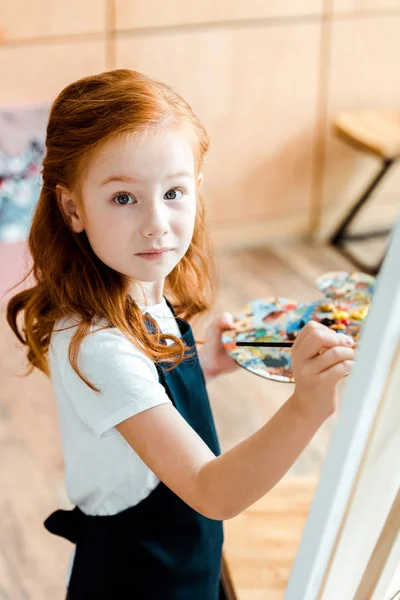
left=330, top=158, right=394, bottom=274
left=220, top=552, right=239, bottom=600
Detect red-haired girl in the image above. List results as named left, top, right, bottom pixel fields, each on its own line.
left=7, top=69, right=355, bottom=599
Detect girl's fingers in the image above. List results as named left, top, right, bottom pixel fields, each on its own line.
left=309, top=345, right=356, bottom=375
left=293, top=321, right=332, bottom=354
left=206, top=312, right=234, bottom=339
left=291, top=320, right=314, bottom=346
left=220, top=312, right=235, bottom=330
left=212, top=312, right=235, bottom=333
left=319, top=359, right=355, bottom=383
left=295, top=321, right=353, bottom=360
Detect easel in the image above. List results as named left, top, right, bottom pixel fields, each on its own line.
left=284, top=212, right=400, bottom=600
left=354, top=488, right=400, bottom=600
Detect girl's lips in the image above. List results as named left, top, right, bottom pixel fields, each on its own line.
left=136, top=250, right=171, bottom=260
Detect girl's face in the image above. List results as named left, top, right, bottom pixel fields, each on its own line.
left=61, top=127, right=201, bottom=304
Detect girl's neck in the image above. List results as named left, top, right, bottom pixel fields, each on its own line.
left=129, top=280, right=165, bottom=309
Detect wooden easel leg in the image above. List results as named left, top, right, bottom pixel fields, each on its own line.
left=354, top=489, right=400, bottom=600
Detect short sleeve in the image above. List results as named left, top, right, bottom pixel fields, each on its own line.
left=60, top=327, right=172, bottom=439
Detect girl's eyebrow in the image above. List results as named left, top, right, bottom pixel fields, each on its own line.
left=100, top=171, right=193, bottom=186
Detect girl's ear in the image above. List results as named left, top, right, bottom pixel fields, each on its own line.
left=56, top=185, right=85, bottom=233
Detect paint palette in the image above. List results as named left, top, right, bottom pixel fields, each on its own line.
left=221, top=271, right=376, bottom=383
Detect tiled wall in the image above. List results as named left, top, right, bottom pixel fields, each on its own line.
left=1, top=0, right=399, bottom=247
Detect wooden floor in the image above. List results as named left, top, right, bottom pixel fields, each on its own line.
left=0, top=241, right=381, bottom=600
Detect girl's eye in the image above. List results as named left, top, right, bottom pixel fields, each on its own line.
left=112, top=193, right=135, bottom=205
left=164, top=188, right=184, bottom=201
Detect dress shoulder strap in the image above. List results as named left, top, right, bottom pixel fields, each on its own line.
left=164, top=296, right=175, bottom=316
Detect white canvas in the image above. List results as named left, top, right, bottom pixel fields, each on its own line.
left=284, top=212, right=400, bottom=600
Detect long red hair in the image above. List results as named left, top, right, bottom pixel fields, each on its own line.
left=6, top=69, right=216, bottom=391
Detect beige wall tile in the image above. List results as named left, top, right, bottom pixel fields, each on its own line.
left=333, top=0, right=400, bottom=13
left=116, top=23, right=321, bottom=226
left=0, top=41, right=106, bottom=104
left=115, top=0, right=323, bottom=30
left=320, top=15, right=400, bottom=236
left=209, top=211, right=311, bottom=249
left=0, top=0, right=106, bottom=41
left=362, top=0, right=400, bottom=9
left=332, top=0, right=356, bottom=11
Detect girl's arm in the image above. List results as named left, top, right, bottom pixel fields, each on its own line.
left=116, top=321, right=355, bottom=520
left=117, top=393, right=322, bottom=520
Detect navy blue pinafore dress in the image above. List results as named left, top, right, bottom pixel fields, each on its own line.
left=44, top=300, right=226, bottom=599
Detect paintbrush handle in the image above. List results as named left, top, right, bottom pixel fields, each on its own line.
left=235, top=340, right=358, bottom=348
left=235, top=341, right=293, bottom=347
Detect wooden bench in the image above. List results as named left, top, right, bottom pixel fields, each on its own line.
left=330, top=110, right=400, bottom=274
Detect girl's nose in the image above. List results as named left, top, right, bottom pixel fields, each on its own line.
left=140, top=204, right=169, bottom=238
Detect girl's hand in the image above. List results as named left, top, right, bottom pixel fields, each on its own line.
left=290, top=321, right=356, bottom=420
left=198, top=312, right=241, bottom=381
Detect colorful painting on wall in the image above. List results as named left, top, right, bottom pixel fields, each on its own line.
left=0, top=106, right=48, bottom=243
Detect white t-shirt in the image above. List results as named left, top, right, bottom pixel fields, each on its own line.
left=49, top=297, right=181, bottom=517
left=49, top=298, right=182, bottom=586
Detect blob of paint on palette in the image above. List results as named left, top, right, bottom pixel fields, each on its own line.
left=221, top=271, right=376, bottom=383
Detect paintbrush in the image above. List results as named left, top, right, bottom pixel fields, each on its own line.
left=235, top=340, right=358, bottom=348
